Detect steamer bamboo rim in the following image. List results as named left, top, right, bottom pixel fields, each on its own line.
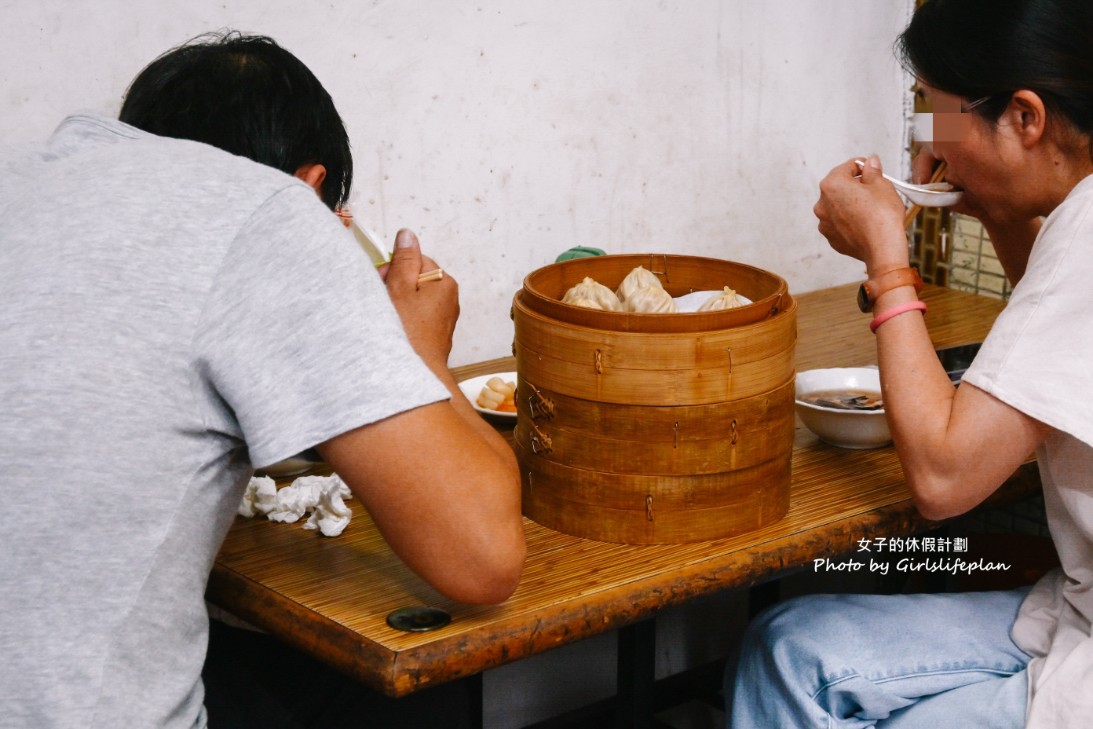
left=520, top=253, right=790, bottom=333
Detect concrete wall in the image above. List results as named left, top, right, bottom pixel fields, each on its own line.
left=2, top=0, right=914, bottom=367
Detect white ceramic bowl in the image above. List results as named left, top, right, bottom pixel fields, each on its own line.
left=795, top=367, right=892, bottom=449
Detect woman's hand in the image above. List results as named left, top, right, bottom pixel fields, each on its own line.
left=814, top=155, right=910, bottom=275
left=912, top=147, right=1003, bottom=222
left=910, top=147, right=940, bottom=186
left=911, top=148, right=983, bottom=220
left=380, top=229, right=459, bottom=371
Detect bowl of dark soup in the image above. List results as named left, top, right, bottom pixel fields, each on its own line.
left=795, top=367, right=891, bottom=449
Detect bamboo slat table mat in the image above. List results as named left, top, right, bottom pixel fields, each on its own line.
left=208, top=283, right=1039, bottom=697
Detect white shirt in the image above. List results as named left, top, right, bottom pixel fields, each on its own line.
left=964, top=173, right=1093, bottom=728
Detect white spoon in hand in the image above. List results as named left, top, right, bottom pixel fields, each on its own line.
left=854, top=159, right=964, bottom=207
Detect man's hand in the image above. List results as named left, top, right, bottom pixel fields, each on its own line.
left=380, top=229, right=459, bottom=371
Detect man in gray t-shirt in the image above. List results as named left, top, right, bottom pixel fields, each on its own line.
left=0, top=33, right=524, bottom=729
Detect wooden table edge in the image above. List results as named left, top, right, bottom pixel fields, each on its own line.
left=209, top=460, right=1040, bottom=697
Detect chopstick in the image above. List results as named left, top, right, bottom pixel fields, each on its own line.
left=337, top=211, right=445, bottom=284
left=903, top=161, right=948, bottom=230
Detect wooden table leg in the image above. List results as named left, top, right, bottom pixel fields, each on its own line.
left=748, top=580, right=781, bottom=619
left=467, top=672, right=484, bottom=729
left=615, top=618, right=657, bottom=729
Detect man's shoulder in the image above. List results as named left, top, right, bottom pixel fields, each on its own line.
left=48, top=112, right=300, bottom=194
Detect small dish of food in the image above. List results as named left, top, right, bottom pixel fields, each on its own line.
left=795, top=367, right=891, bottom=449
left=458, top=372, right=518, bottom=420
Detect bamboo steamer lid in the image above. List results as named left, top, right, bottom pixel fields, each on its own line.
left=513, top=254, right=796, bottom=544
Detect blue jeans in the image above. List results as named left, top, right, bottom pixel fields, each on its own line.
left=725, top=589, right=1031, bottom=728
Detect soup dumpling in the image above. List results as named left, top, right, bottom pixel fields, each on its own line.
left=562, top=277, right=622, bottom=311
left=697, top=286, right=746, bottom=311
left=615, top=266, right=663, bottom=304
left=625, top=284, right=678, bottom=313
left=563, top=295, right=606, bottom=310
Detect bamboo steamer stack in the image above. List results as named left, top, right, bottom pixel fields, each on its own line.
left=512, top=254, right=796, bottom=544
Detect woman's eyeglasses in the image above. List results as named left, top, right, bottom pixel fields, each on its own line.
left=961, top=96, right=993, bottom=113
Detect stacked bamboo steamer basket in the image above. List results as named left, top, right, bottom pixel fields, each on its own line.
left=512, top=254, right=796, bottom=544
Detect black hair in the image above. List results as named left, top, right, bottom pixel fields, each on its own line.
left=119, top=31, right=352, bottom=210
left=897, top=0, right=1093, bottom=144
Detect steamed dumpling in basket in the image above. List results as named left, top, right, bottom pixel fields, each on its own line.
left=697, top=286, right=746, bottom=312
left=624, top=285, right=678, bottom=313
left=561, top=277, right=623, bottom=311
left=615, top=266, right=663, bottom=304
left=564, top=295, right=606, bottom=310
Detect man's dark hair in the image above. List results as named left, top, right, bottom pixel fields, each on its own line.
left=120, top=31, right=352, bottom=210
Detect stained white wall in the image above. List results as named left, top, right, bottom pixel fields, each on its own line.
left=3, top=0, right=913, bottom=367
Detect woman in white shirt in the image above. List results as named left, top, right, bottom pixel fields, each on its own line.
left=727, top=1, right=1093, bottom=727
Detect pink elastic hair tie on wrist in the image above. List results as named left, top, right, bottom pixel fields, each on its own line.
left=870, top=300, right=928, bottom=333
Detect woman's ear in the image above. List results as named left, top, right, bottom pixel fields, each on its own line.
left=1007, top=90, right=1048, bottom=149
left=294, top=163, right=327, bottom=195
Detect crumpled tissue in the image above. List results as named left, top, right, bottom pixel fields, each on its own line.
left=238, top=473, right=353, bottom=537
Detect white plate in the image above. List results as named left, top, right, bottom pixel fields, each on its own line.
left=256, top=455, right=321, bottom=479
left=673, top=290, right=753, bottom=313
left=458, top=371, right=518, bottom=420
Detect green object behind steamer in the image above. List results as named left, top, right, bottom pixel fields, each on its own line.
left=555, top=246, right=606, bottom=262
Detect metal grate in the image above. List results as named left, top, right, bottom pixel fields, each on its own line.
left=907, top=206, right=952, bottom=286
left=942, top=214, right=1012, bottom=300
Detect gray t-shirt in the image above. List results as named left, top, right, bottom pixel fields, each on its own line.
left=0, top=114, right=449, bottom=728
